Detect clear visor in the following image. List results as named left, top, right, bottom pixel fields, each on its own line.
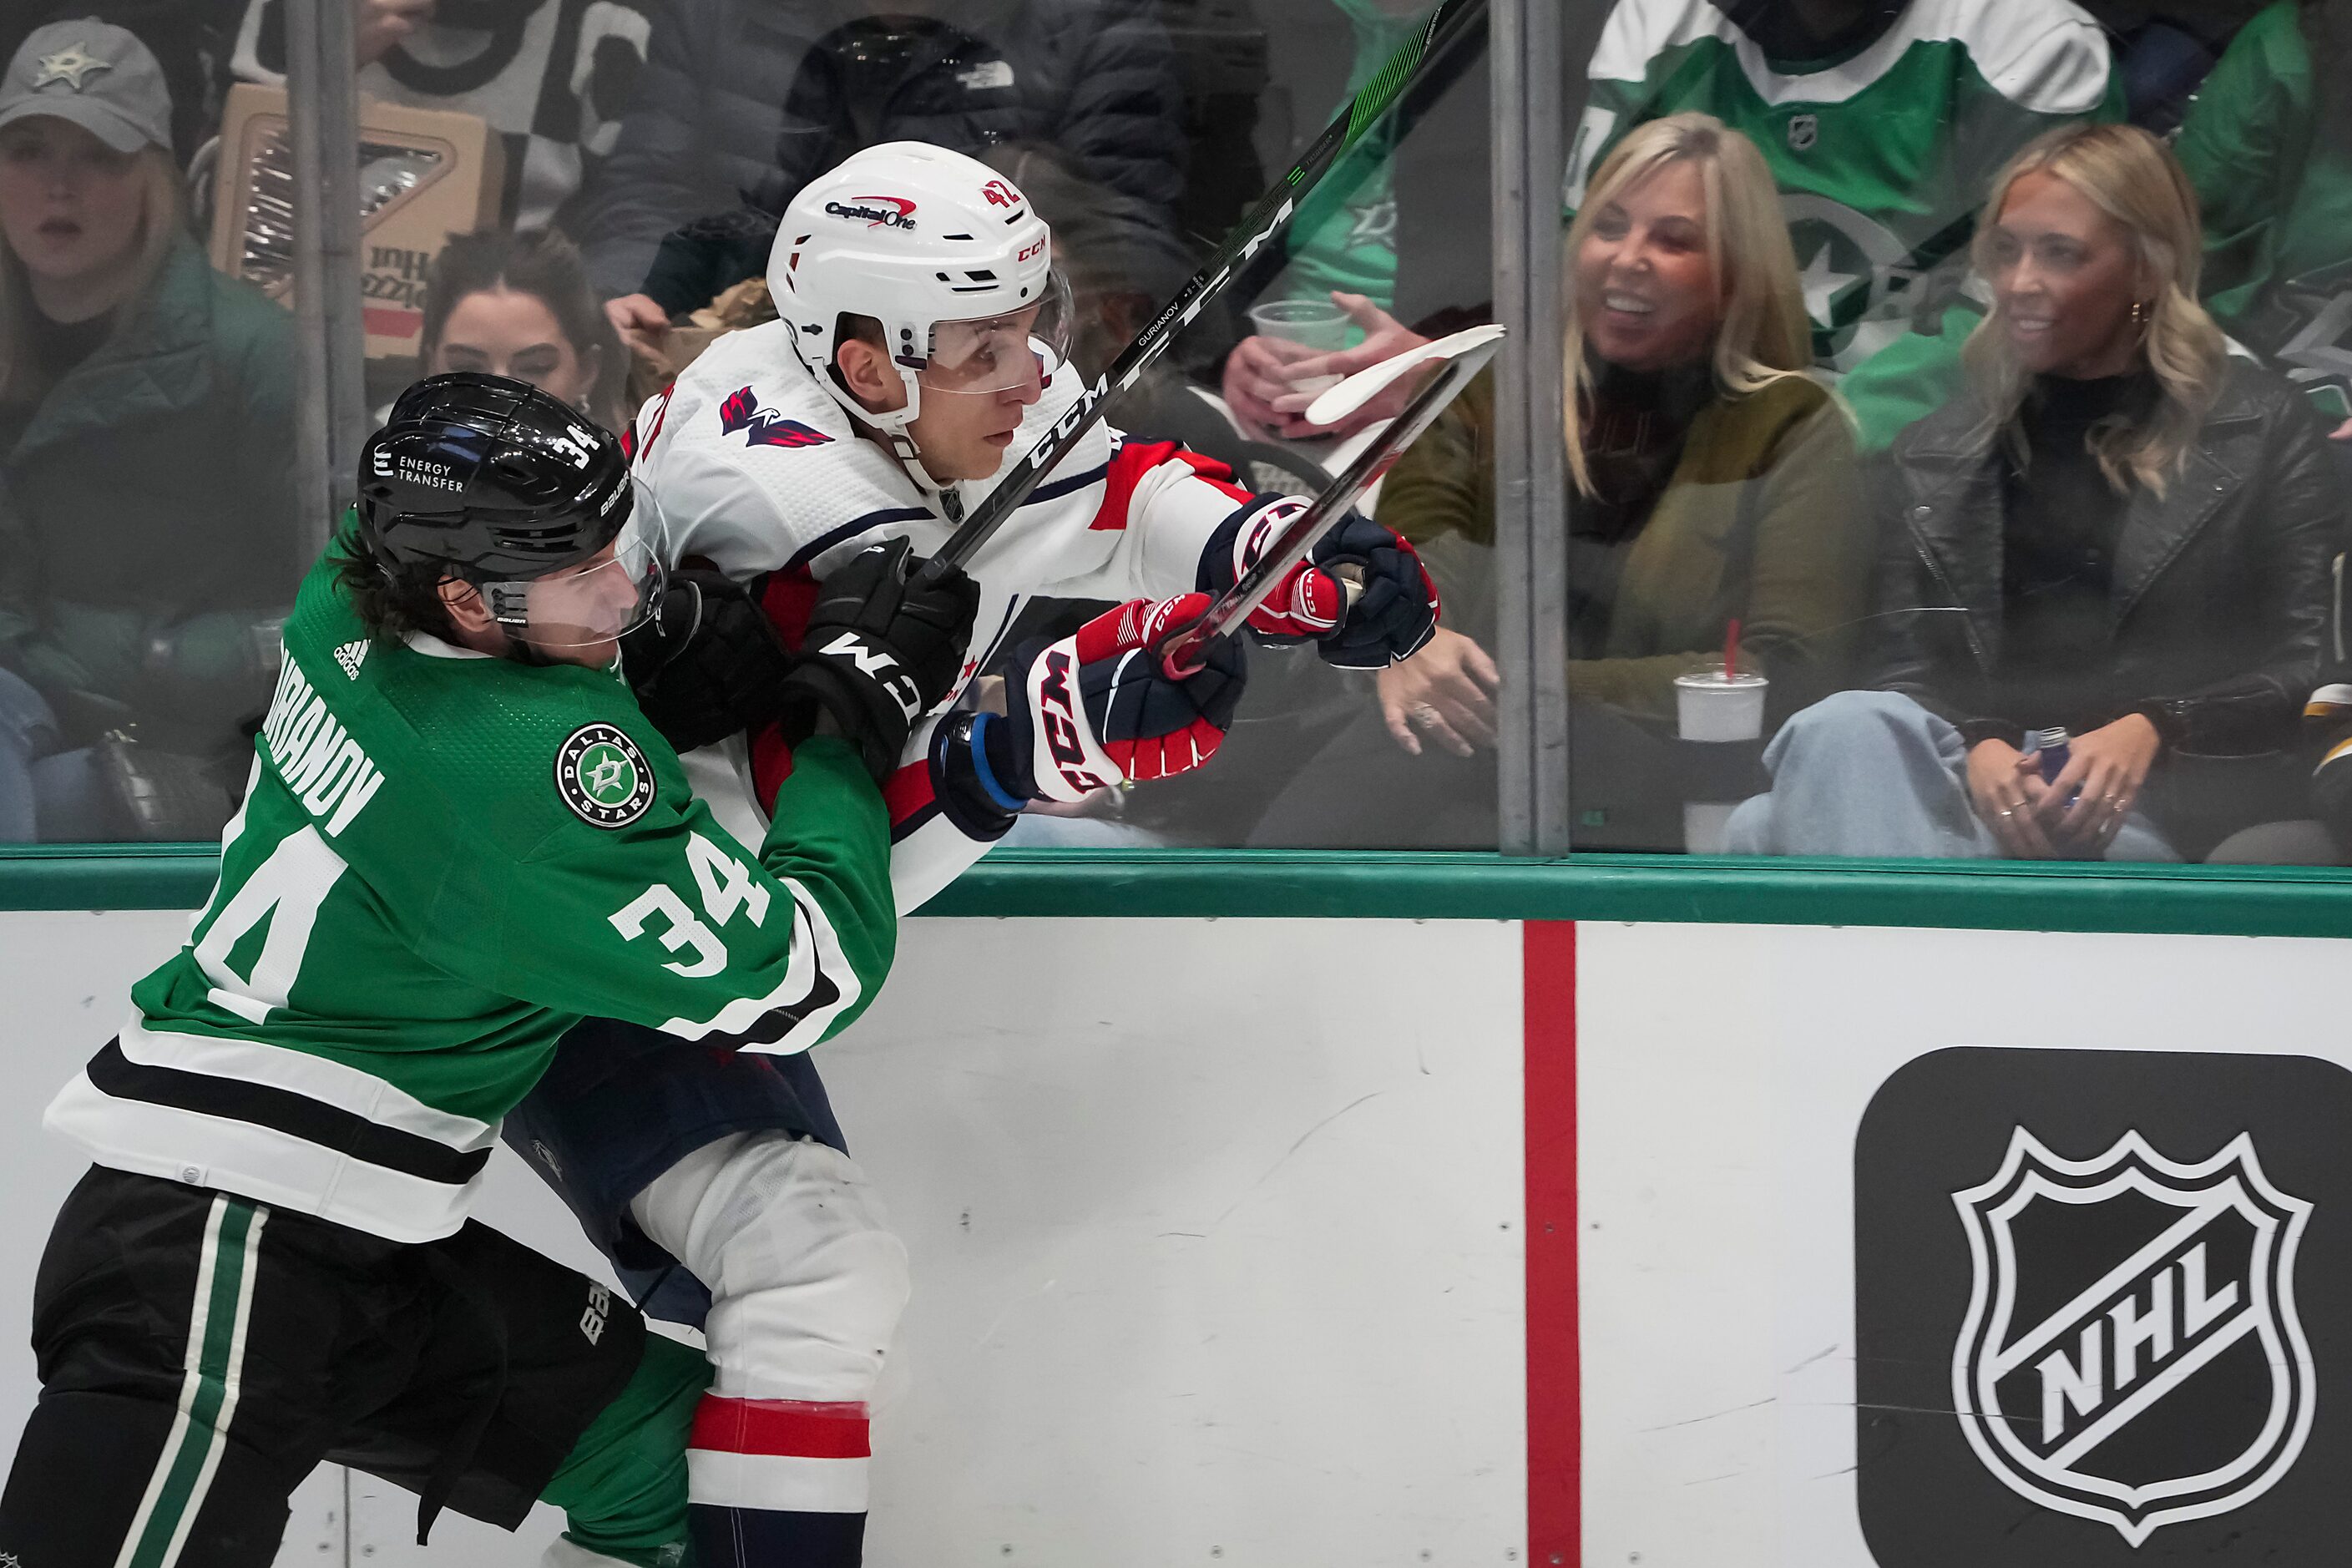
left=488, top=515, right=666, bottom=655
left=915, top=269, right=1074, bottom=395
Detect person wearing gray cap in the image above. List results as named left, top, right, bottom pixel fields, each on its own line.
left=0, top=17, right=300, bottom=842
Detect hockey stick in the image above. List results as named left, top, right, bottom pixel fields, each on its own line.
left=914, top=0, right=1489, bottom=585
left=1156, top=323, right=1505, bottom=679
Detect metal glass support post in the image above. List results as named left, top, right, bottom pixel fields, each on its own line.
left=1490, top=0, right=1570, bottom=854
left=283, top=0, right=368, bottom=554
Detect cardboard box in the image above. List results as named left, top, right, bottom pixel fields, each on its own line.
left=210, top=83, right=506, bottom=360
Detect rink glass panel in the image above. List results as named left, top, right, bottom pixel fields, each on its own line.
left=431, top=0, right=1504, bottom=854
left=13, top=0, right=2352, bottom=876
left=0, top=7, right=311, bottom=847
left=1553, top=0, right=2352, bottom=873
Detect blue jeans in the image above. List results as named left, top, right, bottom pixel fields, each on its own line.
left=0, top=669, right=107, bottom=842
left=1722, top=689, right=2180, bottom=862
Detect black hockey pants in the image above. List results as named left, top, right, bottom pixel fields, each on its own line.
left=0, top=1167, right=680, bottom=1568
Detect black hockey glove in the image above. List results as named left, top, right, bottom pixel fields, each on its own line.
left=620, top=569, right=797, bottom=754
left=776, top=538, right=980, bottom=782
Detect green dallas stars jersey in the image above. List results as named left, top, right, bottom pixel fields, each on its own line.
left=2176, top=1, right=2352, bottom=424
left=1279, top=0, right=1428, bottom=316
left=46, top=529, right=894, bottom=1244
left=1571, top=0, right=2119, bottom=448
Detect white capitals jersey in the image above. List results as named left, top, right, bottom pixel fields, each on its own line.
left=629, top=319, right=1262, bottom=911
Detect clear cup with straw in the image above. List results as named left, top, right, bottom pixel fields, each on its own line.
left=1675, top=620, right=1768, bottom=852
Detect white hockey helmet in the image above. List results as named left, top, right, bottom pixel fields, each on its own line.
left=769, top=142, right=1070, bottom=473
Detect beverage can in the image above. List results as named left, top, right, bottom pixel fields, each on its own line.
left=2028, top=726, right=2072, bottom=786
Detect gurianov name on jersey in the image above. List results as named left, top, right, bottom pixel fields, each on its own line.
left=256, top=645, right=387, bottom=837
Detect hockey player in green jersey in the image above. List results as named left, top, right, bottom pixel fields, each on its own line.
left=2175, top=0, right=2352, bottom=439
left=0, top=372, right=979, bottom=1568
left=1571, top=0, right=2121, bottom=449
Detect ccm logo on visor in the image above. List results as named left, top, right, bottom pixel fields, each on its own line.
left=826, top=195, right=917, bottom=230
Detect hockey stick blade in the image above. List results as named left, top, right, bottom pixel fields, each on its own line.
left=1156, top=324, right=1505, bottom=679
left=913, top=0, right=1488, bottom=587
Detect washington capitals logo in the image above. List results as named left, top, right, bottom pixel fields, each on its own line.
left=1951, top=1129, right=2316, bottom=1545
left=823, top=195, right=917, bottom=230
left=718, top=387, right=832, bottom=450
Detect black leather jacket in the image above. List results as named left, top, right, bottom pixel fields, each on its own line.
left=1871, top=359, right=2341, bottom=766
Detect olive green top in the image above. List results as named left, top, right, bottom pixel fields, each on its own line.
left=1378, top=366, right=1870, bottom=726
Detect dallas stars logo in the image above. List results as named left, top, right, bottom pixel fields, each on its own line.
left=555, top=722, right=655, bottom=828
left=1781, top=194, right=1933, bottom=373
left=33, top=43, right=112, bottom=91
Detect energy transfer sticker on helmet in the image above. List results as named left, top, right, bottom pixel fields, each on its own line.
left=557, top=723, right=655, bottom=828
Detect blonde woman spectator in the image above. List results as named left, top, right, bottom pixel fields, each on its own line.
left=0, top=18, right=297, bottom=840
left=1725, top=124, right=2339, bottom=862
left=1250, top=113, right=1867, bottom=850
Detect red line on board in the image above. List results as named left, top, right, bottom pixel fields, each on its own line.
left=1525, top=919, right=1578, bottom=1565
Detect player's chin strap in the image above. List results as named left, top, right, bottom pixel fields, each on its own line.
left=868, top=373, right=956, bottom=503
left=481, top=579, right=567, bottom=669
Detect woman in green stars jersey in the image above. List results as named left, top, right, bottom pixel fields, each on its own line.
left=0, top=373, right=976, bottom=1568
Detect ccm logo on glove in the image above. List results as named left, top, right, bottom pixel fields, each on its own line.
left=1034, top=648, right=1109, bottom=796
left=814, top=631, right=923, bottom=721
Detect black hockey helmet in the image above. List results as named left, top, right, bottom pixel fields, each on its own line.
left=357, top=373, right=663, bottom=653
left=358, top=372, right=634, bottom=580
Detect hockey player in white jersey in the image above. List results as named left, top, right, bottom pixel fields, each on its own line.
left=501, top=140, right=1443, bottom=1568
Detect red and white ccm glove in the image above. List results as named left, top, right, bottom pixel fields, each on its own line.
left=1197, top=498, right=1440, bottom=668
left=930, top=594, right=1248, bottom=837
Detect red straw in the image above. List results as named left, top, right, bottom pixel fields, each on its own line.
left=1722, top=618, right=1741, bottom=681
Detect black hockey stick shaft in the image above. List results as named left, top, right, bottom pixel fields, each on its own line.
left=913, top=0, right=1488, bottom=584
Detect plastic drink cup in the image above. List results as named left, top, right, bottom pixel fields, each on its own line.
left=1247, top=297, right=1351, bottom=396
left=1676, top=665, right=1769, bottom=852
left=1674, top=665, right=1768, bottom=742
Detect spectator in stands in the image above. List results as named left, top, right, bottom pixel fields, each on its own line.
left=227, top=0, right=655, bottom=232
left=0, top=19, right=298, bottom=840
left=2173, top=0, right=2352, bottom=444
left=2, top=1, right=240, bottom=169
left=1230, top=0, right=2123, bottom=450
left=1724, top=124, right=2339, bottom=863
left=579, top=1, right=1185, bottom=356
left=1218, top=0, right=1437, bottom=441
left=418, top=225, right=630, bottom=432
left=1599, top=1, right=2122, bottom=456
left=1248, top=114, right=1867, bottom=849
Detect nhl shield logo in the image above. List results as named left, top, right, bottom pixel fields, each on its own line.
left=1787, top=113, right=1819, bottom=152
left=1950, top=1129, right=2315, bottom=1546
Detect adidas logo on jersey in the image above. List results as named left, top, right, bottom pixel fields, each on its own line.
left=334, top=639, right=369, bottom=680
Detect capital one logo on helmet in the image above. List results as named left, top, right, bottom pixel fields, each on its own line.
left=825, top=195, right=918, bottom=230
left=1951, top=1128, right=2315, bottom=1546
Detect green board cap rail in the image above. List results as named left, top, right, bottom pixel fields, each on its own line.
left=6, top=844, right=2352, bottom=940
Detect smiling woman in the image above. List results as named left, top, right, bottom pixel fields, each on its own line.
left=1725, top=124, right=2338, bottom=866
left=1250, top=112, right=1869, bottom=852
